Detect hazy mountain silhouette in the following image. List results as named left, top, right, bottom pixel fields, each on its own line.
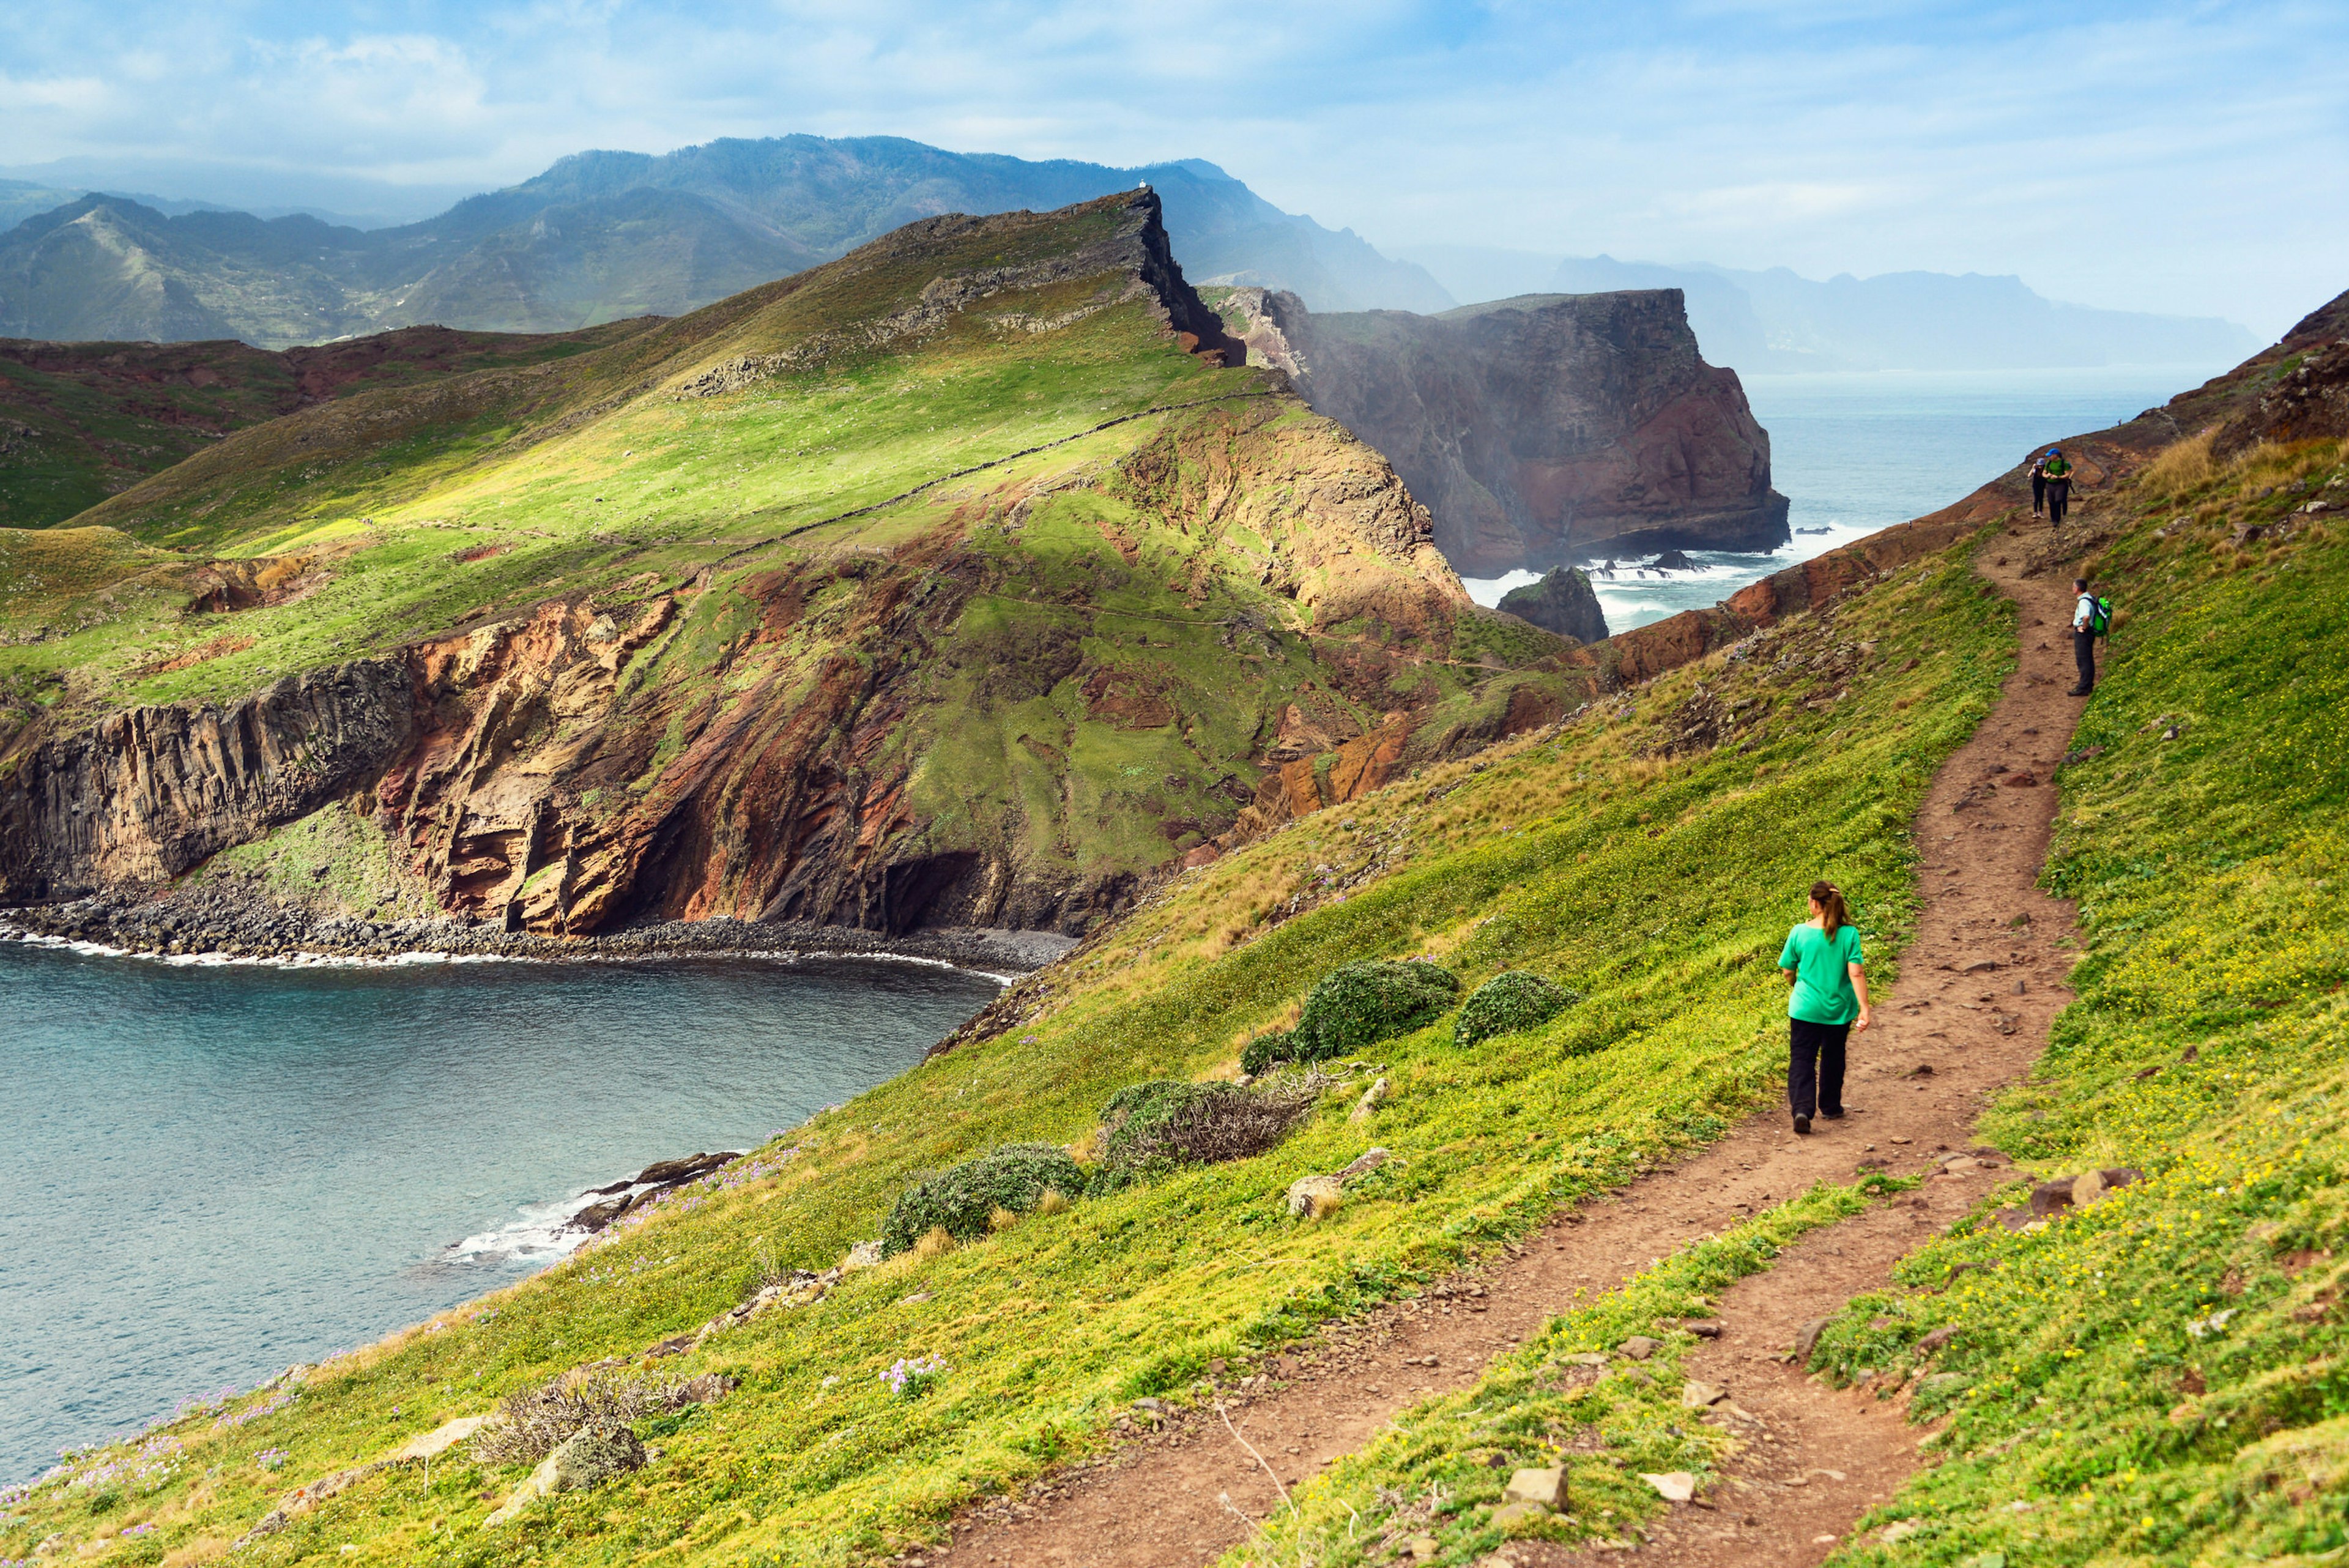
left=1397, top=245, right=2258, bottom=371
left=0, top=136, right=1452, bottom=348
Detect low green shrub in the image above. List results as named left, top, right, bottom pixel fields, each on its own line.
left=1291, top=959, right=1460, bottom=1061
left=1093, top=1079, right=1314, bottom=1188
left=1453, top=970, right=1580, bottom=1049
left=880, top=1143, right=1087, bottom=1255
left=1239, top=1029, right=1293, bottom=1075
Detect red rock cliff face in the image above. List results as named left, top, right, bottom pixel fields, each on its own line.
left=1225, top=288, right=1789, bottom=577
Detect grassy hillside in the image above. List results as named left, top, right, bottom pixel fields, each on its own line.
left=1, top=191, right=1568, bottom=936
left=0, top=513, right=2016, bottom=1562
left=1215, top=438, right=2349, bottom=1568
left=0, top=324, right=656, bottom=529
left=1797, top=437, right=2349, bottom=1566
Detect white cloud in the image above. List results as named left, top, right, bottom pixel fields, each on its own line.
left=0, top=0, right=2339, bottom=333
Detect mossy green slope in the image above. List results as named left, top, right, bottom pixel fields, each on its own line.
left=1793, top=439, right=2349, bottom=1567
left=1225, top=439, right=2349, bottom=1568
left=1, top=192, right=1562, bottom=931
left=0, top=324, right=657, bottom=529
left=0, top=519, right=2014, bottom=1562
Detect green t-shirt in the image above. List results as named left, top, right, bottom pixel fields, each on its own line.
left=1779, top=923, right=1865, bottom=1025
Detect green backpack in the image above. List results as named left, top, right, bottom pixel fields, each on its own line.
left=2087, top=595, right=2113, bottom=636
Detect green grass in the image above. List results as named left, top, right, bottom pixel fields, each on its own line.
left=0, top=201, right=1592, bottom=921
left=0, top=327, right=658, bottom=529
left=1764, top=440, right=2349, bottom=1567
left=0, top=532, right=2014, bottom=1566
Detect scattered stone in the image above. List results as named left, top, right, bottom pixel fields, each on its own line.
left=842, top=1239, right=885, bottom=1271
left=1959, top=958, right=2002, bottom=975
left=1683, top=1318, right=1723, bottom=1337
left=1642, top=1471, right=1698, bottom=1503
left=1286, top=1147, right=1392, bottom=1217
left=1681, top=1380, right=1727, bottom=1408
left=1348, top=1077, right=1389, bottom=1124
left=1880, top=1520, right=1924, bottom=1544
left=1504, top=1466, right=1567, bottom=1508
left=1403, top=1534, right=1441, bottom=1560
left=1917, top=1325, right=1958, bottom=1353
left=1792, top=1318, right=1831, bottom=1362
left=1618, top=1336, right=1661, bottom=1361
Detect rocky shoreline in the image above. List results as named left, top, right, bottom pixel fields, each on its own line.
left=1, top=889, right=1075, bottom=975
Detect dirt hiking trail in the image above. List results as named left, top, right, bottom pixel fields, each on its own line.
left=926, top=532, right=2088, bottom=1568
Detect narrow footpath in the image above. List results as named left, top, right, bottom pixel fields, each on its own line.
left=928, top=532, right=2086, bottom=1568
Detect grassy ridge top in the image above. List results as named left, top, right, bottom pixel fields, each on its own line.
left=0, top=515, right=2016, bottom=1561
left=0, top=194, right=1242, bottom=719
left=0, top=189, right=1555, bottom=935
left=0, top=322, right=659, bottom=530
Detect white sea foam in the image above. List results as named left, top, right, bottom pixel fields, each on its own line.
left=0, top=927, right=1011, bottom=983
left=443, top=1189, right=604, bottom=1265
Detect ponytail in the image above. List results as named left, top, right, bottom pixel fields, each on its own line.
left=1809, top=880, right=1849, bottom=937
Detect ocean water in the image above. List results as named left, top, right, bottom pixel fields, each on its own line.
left=0, top=938, right=999, bottom=1484
left=1462, top=362, right=2237, bottom=631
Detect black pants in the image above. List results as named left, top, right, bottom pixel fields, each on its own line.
left=2048, top=481, right=2071, bottom=526
left=2074, top=630, right=2096, bottom=693
left=1789, top=1019, right=1849, bottom=1119
left=2032, top=474, right=2046, bottom=513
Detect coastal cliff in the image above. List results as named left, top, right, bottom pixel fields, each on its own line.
left=0, top=192, right=1592, bottom=943
left=1220, top=286, right=1789, bottom=575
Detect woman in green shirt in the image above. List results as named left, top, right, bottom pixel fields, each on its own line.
left=1777, top=880, right=1872, bottom=1134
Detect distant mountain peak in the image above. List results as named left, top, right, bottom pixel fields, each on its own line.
left=0, top=134, right=1451, bottom=349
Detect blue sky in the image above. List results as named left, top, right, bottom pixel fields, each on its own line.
left=1, top=1, right=2342, bottom=335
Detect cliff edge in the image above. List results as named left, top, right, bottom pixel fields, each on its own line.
left=1220, top=287, right=1789, bottom=575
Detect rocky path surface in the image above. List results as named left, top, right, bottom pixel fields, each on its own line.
left=927, top=535, right=2083, bottom=1568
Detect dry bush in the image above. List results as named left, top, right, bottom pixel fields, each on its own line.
left=2140, top=429, right=2217, bottom=499
left=1034, top=1189, right=1071, bottom=1216
left=1095, top=1075, right=1321, bottom=1183
left=472, top=1371, right=696, bottom=1466
left=912, top=1226, right=956, bottom=1260
left=161, top=1541, right=231, bottom=1567
left=987, top=1205, right=1022, bottom=1233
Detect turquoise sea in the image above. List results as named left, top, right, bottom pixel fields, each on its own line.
left=1461, top=362, right=2241, bottom=630
left=0, top=941, right=998, bottom=1484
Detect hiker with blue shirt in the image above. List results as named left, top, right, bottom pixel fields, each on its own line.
left=1778, top=880, right=1871, bottom=1135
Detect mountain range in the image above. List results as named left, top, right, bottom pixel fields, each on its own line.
left=0, top=137, right=1449, bottom=350
left=1398, top=244, right=2260, bottom=371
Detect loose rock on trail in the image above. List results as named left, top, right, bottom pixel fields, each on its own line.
left=929, top=527, right=2089, bottom=1568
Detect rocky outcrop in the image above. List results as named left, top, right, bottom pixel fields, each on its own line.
left=1497, top=568, right=1609, bottom=644
left=1221, top=288, right=1788, bottom=575
left=0, top=660, right=418, bottom=900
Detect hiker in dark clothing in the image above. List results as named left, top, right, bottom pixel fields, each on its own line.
left=2070, top=576, right=2102, bottom=696
left=1778, top=880, right=1871, bottom=1135
left=2043, top=448, right=2074, bottom=527
left=2029, top=452, right=2050, bottom=516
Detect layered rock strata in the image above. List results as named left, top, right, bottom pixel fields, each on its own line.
left=1223, top=288, right=1789, bottom=575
